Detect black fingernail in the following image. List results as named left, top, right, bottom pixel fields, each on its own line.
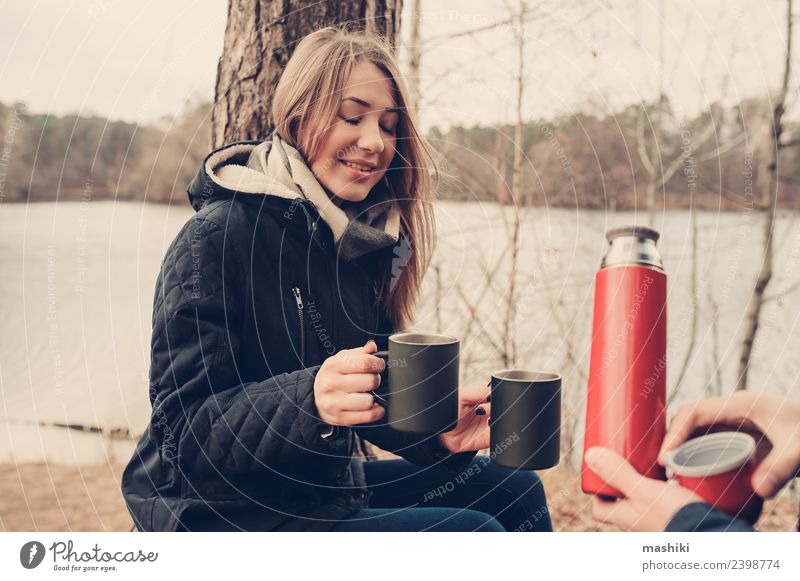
left=475, top=407, right=486, bottom=416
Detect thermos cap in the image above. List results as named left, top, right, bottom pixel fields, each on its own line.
left=601, top=225, right=664, bottom=270
left=606, top=225, right=660, bottom=244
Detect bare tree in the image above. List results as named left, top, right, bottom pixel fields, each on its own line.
left=634, top=5, right=750, bottom=404
left=211, top=0, right=403, bottom=148
left=405, top=0, right=422, bottom=109
left=705, top=281, right=723, bottom=398
left=738, top=0, right=795, bottom=391
left=500, top=0, right=529, bottom=367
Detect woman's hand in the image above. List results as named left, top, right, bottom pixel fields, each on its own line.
left=659, top=391, right=800, bottom=498
left=585, top=447, right=704, bottom=531
left=313, top=340, right=386, bottom=427
left=438, top=383, right=492, bottom=453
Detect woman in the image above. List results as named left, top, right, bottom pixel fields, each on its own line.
left=121, top=26, right=551, bottom=532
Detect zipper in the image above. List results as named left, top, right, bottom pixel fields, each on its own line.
left=296, top=200, right=326, bottom=250
left=356, top=263, right=381, bottom=335
left=371, top=279, right=381, bottom=334
left=292, top=286, right=305, bottom=365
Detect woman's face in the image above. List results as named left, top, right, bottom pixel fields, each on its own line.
left=309, top=60, right=400, bottom=204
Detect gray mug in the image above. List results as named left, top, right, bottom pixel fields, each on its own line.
left=372, top=332, right=460, bottom=434
left=489, top=370, right=561, bottom=470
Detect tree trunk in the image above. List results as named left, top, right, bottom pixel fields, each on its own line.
left=212, top=0, right=403, bottom=148
left=511, top=0, right=525, bottom=208
left=406, top=0, right=422, bottom=110
left=502, top=0, right=526, bottom=367
left=737, top=0, right=793, bottom=390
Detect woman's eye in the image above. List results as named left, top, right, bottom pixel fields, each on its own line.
left=339, top=114, right=395, bottom=134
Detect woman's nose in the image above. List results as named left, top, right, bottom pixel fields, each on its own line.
left=357, top=126, right=385, bottom=154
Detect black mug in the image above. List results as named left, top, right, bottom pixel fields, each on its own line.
left=489, top=370, right=561, bottom=470
left=372, top=332, right=460, bottom=434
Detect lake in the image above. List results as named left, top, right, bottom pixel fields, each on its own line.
left=2, top=200, right=799, bottom=465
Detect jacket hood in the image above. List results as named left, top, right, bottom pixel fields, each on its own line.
left=186, top=138, right=401, bottom=263
left=187, top=140, right=302, bottom=211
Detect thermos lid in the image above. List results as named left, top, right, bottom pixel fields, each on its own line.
left=606, top=225, right=660, bottom=244
left=601, top=225, right=664, bottom=270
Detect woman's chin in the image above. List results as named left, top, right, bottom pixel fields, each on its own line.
left=329, top=186, right=372, bottom=204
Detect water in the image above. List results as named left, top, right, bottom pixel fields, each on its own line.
left=0, top=201, right=193, bottom=464
left=425, top=204, right=800, bottom=392
left=2, top=200, right=799, bottom=465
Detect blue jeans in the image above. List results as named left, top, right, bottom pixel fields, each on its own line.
left=331, top=455, right=552, bottom=532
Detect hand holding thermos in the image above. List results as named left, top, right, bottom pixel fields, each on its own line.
left=582, top=225, right=668, bottom=497
left=583, top=227, right=800, bottom=531
left=586, top=391, right=800, bottom=531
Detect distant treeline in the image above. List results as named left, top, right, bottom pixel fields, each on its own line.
left=1, top=98, right=798, bottom=210
left=0, top=100, right=211, bottom=205
left=432, top=98, right=800, bottom=211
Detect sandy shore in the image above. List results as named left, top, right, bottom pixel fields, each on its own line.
left=1, top=461, right=796, bottom=532
left=0, top=463, right=134, bottom=532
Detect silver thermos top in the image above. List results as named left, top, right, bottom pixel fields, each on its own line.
left=601, top=225, right=663, bottom=270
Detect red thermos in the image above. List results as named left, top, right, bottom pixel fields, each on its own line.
left=582, top=226, right=667, bottom=497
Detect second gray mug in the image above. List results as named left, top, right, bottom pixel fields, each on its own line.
left=373, top=332, right=460, bottom=434
left=489, top=370, right=561, bottom=470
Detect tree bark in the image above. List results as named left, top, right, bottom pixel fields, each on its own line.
left=212, top=0, right=403, bottom=148
left=406, top=0, right=422, bottom=110
left=737, top=0, right=793, bottom=390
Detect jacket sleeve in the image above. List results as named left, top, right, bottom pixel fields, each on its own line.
left=664, top=503, right=755, bottom=532
left=148, top=217, right=349, bottom=476
left=352, top=305, right=477, bottom=472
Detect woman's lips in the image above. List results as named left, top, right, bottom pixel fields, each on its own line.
left=339, top=159, right=374, bottom=180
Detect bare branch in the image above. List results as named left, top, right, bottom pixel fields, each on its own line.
left=738, top=0, right=793, bottom=391
left=425, top=17, right=514, bottom=43
left=636, top=108, right=657, bottom=178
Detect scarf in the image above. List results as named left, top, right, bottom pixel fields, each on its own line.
left=239, top=133, right=401, bottom=262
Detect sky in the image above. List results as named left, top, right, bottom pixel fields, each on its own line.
left=0, top=0, right=227, bottom=124
left=0, top=0, right=797, bottom=131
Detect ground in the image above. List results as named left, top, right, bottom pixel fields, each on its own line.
left=1, top=462, right=795, bottom=532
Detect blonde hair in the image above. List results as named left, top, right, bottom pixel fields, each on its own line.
left=271, top=26, right=438, bottom=331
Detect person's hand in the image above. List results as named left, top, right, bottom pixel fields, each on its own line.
left=659, top=391, right=800, bottom=498
left=313, top=340, right=386, bottom=427
left=438, top=382, right=491, bottom=453
left=585, top=447, right=704, bottom=531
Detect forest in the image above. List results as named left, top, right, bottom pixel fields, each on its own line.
left=3, top=96, right=798, bottom=211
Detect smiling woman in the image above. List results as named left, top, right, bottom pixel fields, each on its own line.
left=120, top=26, right=552, bottom=533
left=269, top=28, right=436, bottom=327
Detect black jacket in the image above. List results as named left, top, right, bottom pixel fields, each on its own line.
left=121, top=140, right=474, bottom=531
